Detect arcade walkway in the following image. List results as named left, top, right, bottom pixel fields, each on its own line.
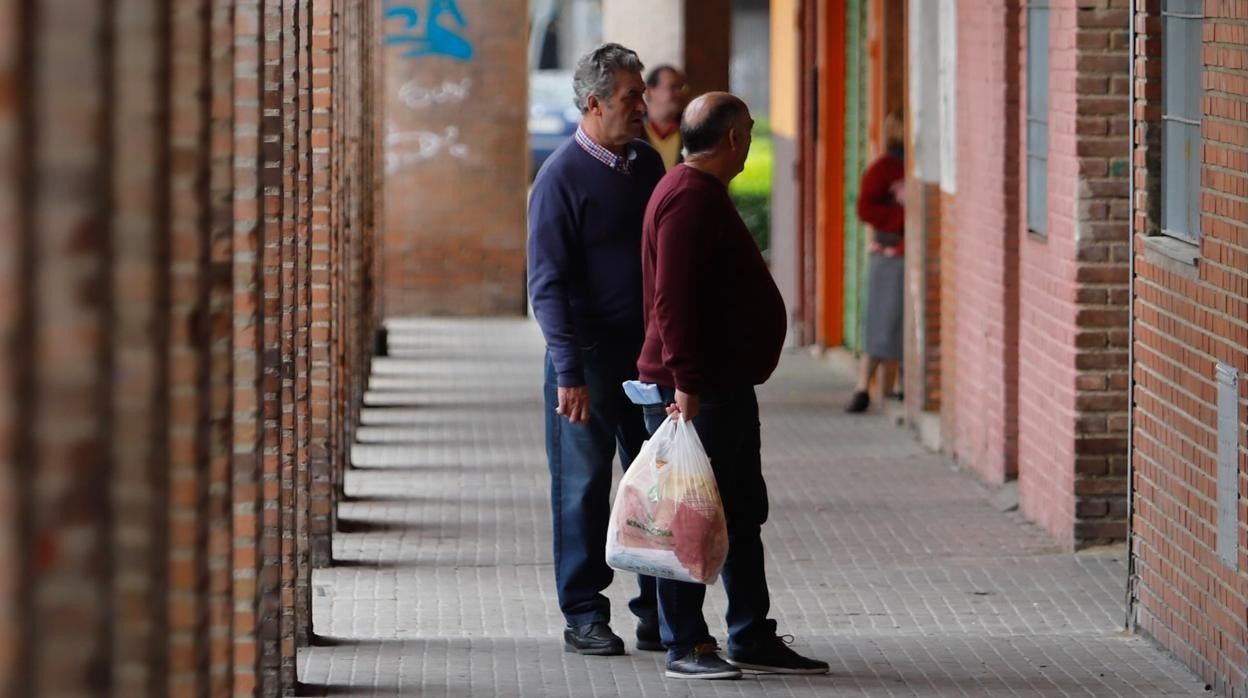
left=298, top=318, right=1204, bottom=697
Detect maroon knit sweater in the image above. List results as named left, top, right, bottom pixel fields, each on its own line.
left=636, top=165, right=786, bottom=395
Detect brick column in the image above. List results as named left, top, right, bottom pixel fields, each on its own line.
left=207, top=0, right=239, bottom=693
left=308, top=0, right=335, bottom=569
left=380, top=0, right=529, bottom=316
left=111, top=1, right=172, bottom=693
left=231, top=1, right=265, bottom=694
left=167, top=1, right=215, bottom=693
left=1067, top=0, right=1131, bottom=543
left=0, top=0, right=21, bottom=694
left=293, top=0, right=315, bottom=647
left=257, top=0, right=286, bottom=690
left=27, top=2, right=114, bottom=695
left=0, top=0, right=381, bottom=694
left=1016, top=0, right=1132, bottom=549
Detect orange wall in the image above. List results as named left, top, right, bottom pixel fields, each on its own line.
left=815, top=0, right=846, bottom=347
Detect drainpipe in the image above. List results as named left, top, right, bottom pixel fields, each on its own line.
left=1123, top=1, right=1138, bottom=631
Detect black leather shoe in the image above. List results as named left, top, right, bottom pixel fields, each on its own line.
left=728, top=635, right=829, bottom=674
left=665, top=644, right=742, bottom=680
left=844, top=390, right=870, bottom=413
left=636, top=620, right=664, bottom=652
left=563, top=622, right=625, bottom=656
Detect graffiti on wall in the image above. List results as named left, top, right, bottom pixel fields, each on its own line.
left=385, top=124, right=471, bottom=174
left=385, top=0, right=475, bottom=61
left=398, top=77, right=472, bottom=110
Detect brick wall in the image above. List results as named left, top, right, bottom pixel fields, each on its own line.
left=948, top=0, right=1022, bottom=485
left=0, top=1, right=381, bottom=695
left=1016, top=0, right=1131, bottom=549
left=381, top=0, right=528, bottom=316
left=1131, top=1, right=1248, bottom=695
left=0, top=0, right=17, bottom=690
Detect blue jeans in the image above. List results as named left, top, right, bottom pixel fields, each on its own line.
left=642, top=387, right=776, bottom=660
left=544, top=344, right=657, bottom=627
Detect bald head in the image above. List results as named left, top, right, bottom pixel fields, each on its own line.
left=680, top=92, right=750, bottom=156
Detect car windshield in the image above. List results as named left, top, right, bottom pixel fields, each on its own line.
left=530, top=71, right=576, bottom=108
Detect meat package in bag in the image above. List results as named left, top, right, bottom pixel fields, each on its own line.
left=605, top=415, right=728, bottom=584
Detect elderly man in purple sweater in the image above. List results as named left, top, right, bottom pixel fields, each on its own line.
left=526, top=43, right=665, bottom=656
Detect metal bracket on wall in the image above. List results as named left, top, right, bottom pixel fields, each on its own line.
left=1215, top=362, right=1239, bottom=569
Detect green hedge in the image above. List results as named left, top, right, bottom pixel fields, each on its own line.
left=729, top=118, right=772, bottom=253
left=731, top=191, right=770, bottom=253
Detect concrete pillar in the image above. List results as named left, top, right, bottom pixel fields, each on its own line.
left=601, top=0, right=730, bottom=96
left=559, top=0, right=605, bottom=70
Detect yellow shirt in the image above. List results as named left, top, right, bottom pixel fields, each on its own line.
left=644, top=122, right=682, bottom=171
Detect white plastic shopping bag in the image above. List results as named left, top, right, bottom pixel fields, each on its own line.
left=605, top=415, right=728, bottom=584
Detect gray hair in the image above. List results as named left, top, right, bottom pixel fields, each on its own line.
left=572, top=43, right=644, bottom=114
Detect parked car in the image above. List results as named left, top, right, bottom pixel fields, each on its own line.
left=529, top=70, right=581, bottom=179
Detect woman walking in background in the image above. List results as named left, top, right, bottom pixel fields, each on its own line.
left=845, top=111, right=905, bottom=413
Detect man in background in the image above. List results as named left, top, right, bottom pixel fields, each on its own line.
left=642, top=65, right=688, bottom=171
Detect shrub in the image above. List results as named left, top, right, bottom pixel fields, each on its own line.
left=729, top=118, right=772, bottom=253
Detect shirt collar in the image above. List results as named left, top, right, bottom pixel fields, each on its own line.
left=646, top=118, right=680, bottom=140
left=575, top=126, right=635, bottom=175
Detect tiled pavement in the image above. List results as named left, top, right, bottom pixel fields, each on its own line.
left=298, top=318, right=1207, bottom=697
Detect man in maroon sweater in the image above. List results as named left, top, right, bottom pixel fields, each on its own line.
left=635, top=92, right=829, bottom=680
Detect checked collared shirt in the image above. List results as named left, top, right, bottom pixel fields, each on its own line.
left=574, top=126, right=636, bottom=176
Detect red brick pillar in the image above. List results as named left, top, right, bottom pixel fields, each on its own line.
left=207, top=0, right=240, bottom=693
left=26, top=2, right=115, bottom=695
left=1015, top=0, right=1131, bottom=548
left=111, top=1, right=172, bottom=694
left=168, top=1, right=216, bottom=693
left=0, top=1, right=380, bottom=694
left=231, top=0, right=265, bottom=694
left=1067, top=1, right=1132, bottom=543
left=309, top=0, right=336, bottom=569
left=292, top=0, right=316, bottom=648
left=381, top=0, right=529, bottom=316
left=0, top=0, right=18, bottom=690
left=257, top=0, right=287, bottom=691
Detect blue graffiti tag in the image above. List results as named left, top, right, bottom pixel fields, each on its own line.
left=384, top=0, right=475, bottom=62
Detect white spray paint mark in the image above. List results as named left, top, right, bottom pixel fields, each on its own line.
left=398, top=77, right=472, bottom=110
left=385, top=125, right=471, bottom=174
